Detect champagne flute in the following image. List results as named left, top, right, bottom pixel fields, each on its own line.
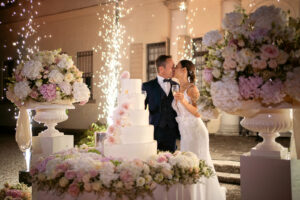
left=171, top=85, right=179, bottom=95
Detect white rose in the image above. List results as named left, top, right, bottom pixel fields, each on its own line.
left=57, top=54, right=74, bottom=69
left=212, top=68, right=221, bottom=78
left=72, top=82, right=90, bottom=102
left=35, top=79, right=43, bottom=87
left=14, top=81, right=31, bottom=100
left=144, top=175, right=152, bottom=184
left=59, top=81, right=72, bottom=95
left=21, top=60, right=43, bottom=80
left=48, top=70, right=64, bottom=84
left=212, top=60, right=222, bottom=68
left=203, top=30, right=222, bottom=47
left=136, top=177, right=145, bottom=187
left=59, top=177, right=69, bottom=187
left=114, top=181, right=123, bottom=188
left=64, top=73, right=74, bottom=83
left=91, top=181, right=102, bottom=191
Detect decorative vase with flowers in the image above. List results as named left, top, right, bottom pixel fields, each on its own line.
left=200, top=6, right=300, bottom=158
left=6, top=49, right=90, bottom=152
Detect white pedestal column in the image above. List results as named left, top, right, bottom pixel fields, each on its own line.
left=218, top=112, right=240, bottom=135
left=164, top=0, right=188, bottom=63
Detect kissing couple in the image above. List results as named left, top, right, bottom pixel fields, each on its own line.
left=142, top=55, right=226, bottom=200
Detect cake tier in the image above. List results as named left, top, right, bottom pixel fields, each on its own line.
left=104, top=141, right=157, bottom=161
left=121, top=79, right=142, bottom=94
left=120, top=125, right=154, bottom=144
left=118, top=93, right=145, bottom=110
left=127, top=109, right=149, bottom=126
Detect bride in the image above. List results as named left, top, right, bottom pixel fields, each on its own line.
left=172, top=60, right=226, bottom=200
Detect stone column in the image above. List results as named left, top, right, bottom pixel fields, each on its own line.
left=164, top=0, right=190, bottom=63
left=217, top=0, right=242, bottom=136
left=293, top=100, right=300, bottom=159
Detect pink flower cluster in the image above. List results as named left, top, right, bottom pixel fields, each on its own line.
left=259, top=79, right=286, bottom=104
left=203, top=68, right=213, bottom=83
left=238, top=76, right=263, bottom=99
left=39, top=83, right=57, bottom=101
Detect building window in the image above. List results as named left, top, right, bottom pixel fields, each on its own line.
left=192, top=37, right=208, bottom=89
left=147, top=42, right=167, bottom=81
left=0, top=60, right=14, bottom=102
left=77, top=50, right=93, bottom=100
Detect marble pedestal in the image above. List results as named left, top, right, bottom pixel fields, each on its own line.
left=240, top=155, right=291, bottom=200
left=32, top=135, right=73, bottom=163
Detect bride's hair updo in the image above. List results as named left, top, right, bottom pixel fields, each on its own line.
left=180, top=60, right=196, bottom=83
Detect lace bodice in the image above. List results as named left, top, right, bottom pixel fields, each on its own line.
left=172, top=89, right=194, bottom=118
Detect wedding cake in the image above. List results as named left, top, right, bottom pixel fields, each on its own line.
left=103, top=74, right=157, bottom=161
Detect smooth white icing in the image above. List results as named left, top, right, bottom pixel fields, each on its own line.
left=120, top=125, right=154, bottom=144
left=118, top=93, right=145, bottom=110
left=127, top=109, right=149, bottom=126
left=104, top=141, right=157, bottom=161
left=121, top=79, right=142, bottom=94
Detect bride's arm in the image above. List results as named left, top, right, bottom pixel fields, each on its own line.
left=174, top=85, right=201, bottom=117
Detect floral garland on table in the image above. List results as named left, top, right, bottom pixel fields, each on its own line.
left=6, top=49, right=90, bottom=107
left=0, top=183, right=31, bottom=200
left=30, top=147, right=213, bottom=199
left=199, top=6, right=300, bottom=116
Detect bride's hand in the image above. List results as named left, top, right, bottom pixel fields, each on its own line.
left=173, top=92, right=184, bottom=102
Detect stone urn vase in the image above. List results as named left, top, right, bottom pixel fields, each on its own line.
left=240, top=106, right=293, bottom=159
left=33, top=104, right=75, bottom=137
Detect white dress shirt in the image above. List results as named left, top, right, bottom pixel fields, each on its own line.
left=157, top=75, right=170, bottom=96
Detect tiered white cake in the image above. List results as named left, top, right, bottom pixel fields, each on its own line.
left=103, top=78, right=157, bottom=161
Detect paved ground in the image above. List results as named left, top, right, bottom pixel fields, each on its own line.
left=0, top=132, right=290, bottom=200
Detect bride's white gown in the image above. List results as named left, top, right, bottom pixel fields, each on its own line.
left=172, top=90, right=226, bottom=200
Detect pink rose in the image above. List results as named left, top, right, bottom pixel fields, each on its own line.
left=107, top=136, right=116, bottom=144
left=203, top=68, right=213, bottom=83
left=157, top=156, right=167, bottom=163
left=268, top=59, right=278, bottom=69
left=107, top=126, right=115, bottom=134
left=56, top=163, right=69, bottom=173
left=65, top=170, right=77, bottom=180
left=115, top=119, right=121, bottom=126
left=223, top=58, right=237, bottom=70
left=122, top=103, right=130, bottom=110
left=79, top=100, right=88, bottom=105
left=118, top=109, right=125, bottom=116
left=29, top=90, right=39, bottom=99
left=120, top=170, right=133, bottom=182
left=68, top=183, right=80, bottom=197
left=252, top=59, right=267, bottom=70
left=260, top=44, right=279, bottom=59
left=120, top=71, right=130, bottom=79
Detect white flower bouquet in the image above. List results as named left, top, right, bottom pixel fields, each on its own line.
left=30, top=148, right=212, bottom=199
left=6, top=49, right=90, bottom=107
left=200, top=6, right=300, bottom=115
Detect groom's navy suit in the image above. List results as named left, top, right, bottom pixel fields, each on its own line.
left=142, top=78, right=180, bottom=152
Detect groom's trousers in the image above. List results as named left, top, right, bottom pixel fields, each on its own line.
left=154, top=125, right=179, bottom=153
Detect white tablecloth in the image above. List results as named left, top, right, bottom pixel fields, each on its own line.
left=33, top=184, right=197, bottom=200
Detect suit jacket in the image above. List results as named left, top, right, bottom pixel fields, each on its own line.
left=142, top=78, right=179, bottom=127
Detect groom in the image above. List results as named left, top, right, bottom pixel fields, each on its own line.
left=142, top=55, right=180, bottom=152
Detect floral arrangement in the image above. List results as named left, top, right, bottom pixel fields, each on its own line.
left=0, top=183, right=31, bottom=200
left=30, top=147, right=213, bottom=199
left=6, top=49, right=90, bottom=107
left=200, top=6, right=300, bottom=115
